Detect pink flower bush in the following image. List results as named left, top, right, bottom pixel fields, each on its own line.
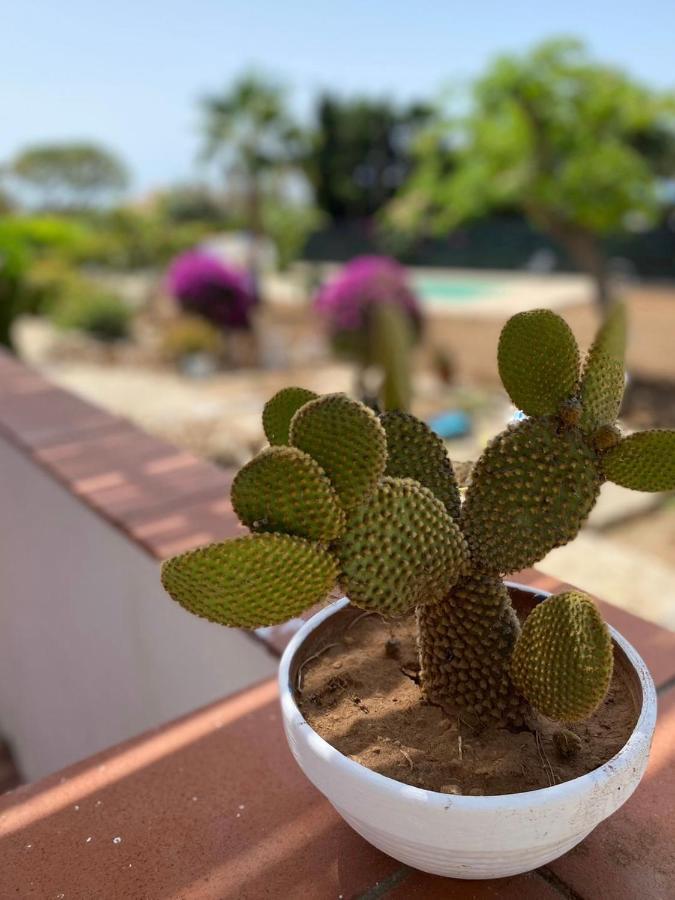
left=314, top=256, right=422, bottom=340
left=166, top=251, right=254, bottom=330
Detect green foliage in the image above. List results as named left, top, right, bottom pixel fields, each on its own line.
left=50, top=282, right=131, bottom=342
left=262, top=202, right=325, bottom=269
left=160, top=316, right=223, bottom=362
left=290, top=393, right=387, bottom=508
left=11, top=142, right=128, bottom=209
left=497, top=310, right=580, bottom=416
left=71, top=209, right=211, bottom=270
left=389, top=39, right=675, bottom=307
left=335, top=477, right=467, bottom=615
left=161, top=534, right=338, bottom=628
left=418, top=575, right=526, bottom=725
left=511, top=592, right=613, bottom=722
left=231, top=446, right=346, bottom=542
left=0, top=227, right=30, bottom=347
left=380, top=410, right=461, bottom=519
left=602, top=431, right=675, bottom=492
left=461, top=418, right=602, bottom=575
left=305, top=94, right=431, bottom=221
left=262, top=387, right=319, bottom=446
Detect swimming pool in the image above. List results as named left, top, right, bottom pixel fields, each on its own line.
left=413, top=275, right=499, bottom=305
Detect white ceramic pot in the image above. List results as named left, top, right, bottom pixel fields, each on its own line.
left=279, top=586, right=657, bottom=879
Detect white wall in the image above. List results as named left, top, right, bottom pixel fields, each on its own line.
left=0, top=433, right=277, bottom=781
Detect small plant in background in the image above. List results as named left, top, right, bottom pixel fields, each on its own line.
left=166, top=250, right=255, bottom=331
left=162, top=304, right=675, bottom=733
left=314, top=255, right=423, bottom=411
left=50, top=281, right=131, bottom=342
left=160, top=315, right=223, bottom=364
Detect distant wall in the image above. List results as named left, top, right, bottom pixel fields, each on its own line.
left=0, top=354, right=276, bottom=781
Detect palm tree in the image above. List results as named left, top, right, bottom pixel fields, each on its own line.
left=200, top=73, right=300, bottom=298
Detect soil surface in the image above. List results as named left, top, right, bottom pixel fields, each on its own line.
left=296, top=609, right=639, bottom=796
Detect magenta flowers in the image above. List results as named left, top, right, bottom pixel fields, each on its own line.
left=314, top=256, right=422, bottom=338
left=166, top=251, right=255, bottom=330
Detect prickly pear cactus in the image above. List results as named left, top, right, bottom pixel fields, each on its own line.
left=336, top=477, right=467, bottom=615
left=510, top=592, right=613, bottom=722
left=417, top=575, right=527, bottom=726
left=161, top=302, right=675, bottom=736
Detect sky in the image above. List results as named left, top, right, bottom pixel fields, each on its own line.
left=2, top=1, right=674, bottom=195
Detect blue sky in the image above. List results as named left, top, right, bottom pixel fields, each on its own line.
left=3, top=1, right=674, bottom=194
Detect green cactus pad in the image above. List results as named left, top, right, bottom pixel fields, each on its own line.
left=579, top=303, right=627, bottom=432
left=380, top=410, right=461, bottom=519
left=418, top=575, right=528, bottom=726
left=263, top=387, right=319, bottom=446
left=231, top=446, right=346, bottom=541
left=461, top=418, right=602, bottom=574
left=497, top=310, right=580, bottom=416
left=335, top=477, right=468, bottom=615
left=161, top=533, right=337, bottom=628
left=290, top=393, right=387, bottom=508
left=601, top=430, right=675, bottom=492
left=510, top=591, right=613, bottom=722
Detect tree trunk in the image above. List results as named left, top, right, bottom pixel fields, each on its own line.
left=536, top=215, right=613, bottom=314
left=557, top=228, right=612, bottom=314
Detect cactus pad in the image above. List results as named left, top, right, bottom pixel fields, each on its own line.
left=336, top=477, right=468, bottom=615
left=231, top=446, right=346, bottom=541
left=290, top=393, right=387, bottom=508
left=380, top=410, right=461, bottom=519
left=579, top=303, right=627, bottom=432
left=602, top=430, right=675, bottom=492
left=497, top=310, right=580, bottom=417
left=510, top=591, right=613, bottom=722
left=418, top=575, right=528, bottom=726
left=461, top=418, right=602, bottom=574
left=263, top=387, right=318, bottom=445
left=161, top=533, right=337, bottom=628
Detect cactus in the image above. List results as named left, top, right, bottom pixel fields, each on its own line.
left=231, top=446, right=345, bottom=542
left=161, top=302, right=675, bottom=735
left=313, top=256, right=422, bottom=411
left=335, top=477, right=467, bottom=615
left=290, top=393, right=387, bottom=508
left=263, top=387, right=318, bottom=446
left=161, top=534, right=337, bottom=628
left=510, top=592, right=613, bottom=722
left=380, top=410, right=461, bottom=520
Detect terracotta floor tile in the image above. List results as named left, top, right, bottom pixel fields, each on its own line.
left=547, top=686, right=675, bottom=899
left=0, top=679, right=401, bottom=900
left=386, top=869, right=562, bottom=898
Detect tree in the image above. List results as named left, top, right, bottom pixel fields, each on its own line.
left=305, top=95, right=432, bottom=222
left=11, top=142, right=128, bottom=210
left=390, top=39, right=675, bottom=311
left=200, top=73, right=301, bottom=289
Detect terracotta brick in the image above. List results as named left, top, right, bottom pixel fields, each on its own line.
left=547, top=686, right=675, bottom=899
left=387, top=869, right=562, bottom=898
left=0, top=679, right=401, bottom=900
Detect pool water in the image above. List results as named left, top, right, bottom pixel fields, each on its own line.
left=414, top=276, right=497, bottom=304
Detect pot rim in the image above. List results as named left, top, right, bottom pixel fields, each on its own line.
left=278, top=582, right=657, bottom=809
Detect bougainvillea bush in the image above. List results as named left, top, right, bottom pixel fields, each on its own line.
left=314, top=256, right=423, bottom=410
left=166, top=250, right=255, bottom=331
left=314, top=255, right=422, bottom=348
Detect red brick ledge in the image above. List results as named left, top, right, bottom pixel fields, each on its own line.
left=0, top=613, right=673, bottom=899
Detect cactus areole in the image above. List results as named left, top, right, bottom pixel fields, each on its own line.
left=162, top=304, right=675, bottom=733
